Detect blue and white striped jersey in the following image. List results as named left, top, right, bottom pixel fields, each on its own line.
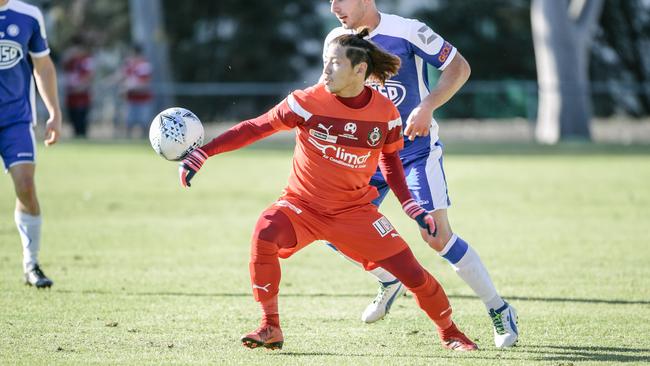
left=324, top=12, right=457, bottom=159
left=0, top=0, right=49, bottom=127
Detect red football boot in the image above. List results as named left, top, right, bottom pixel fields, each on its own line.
left=438, top=322, right=479, bottom=351
left=241, top=324, right=284, bottom=350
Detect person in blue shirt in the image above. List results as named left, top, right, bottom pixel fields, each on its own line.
left=325, top=0, right=518, bottom=347
left=0, top=0, right=61, bottom=288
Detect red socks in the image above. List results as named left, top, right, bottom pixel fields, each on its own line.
left=260, top=295, right=280, bottom=327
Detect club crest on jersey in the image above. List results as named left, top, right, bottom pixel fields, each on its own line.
left=7, top=24, right=19, bottom=37
left=367, top=127, right=382, bottom=147
left=0, top=40, right=23, bottom=69
left=370, top=80, right=406, bottom=107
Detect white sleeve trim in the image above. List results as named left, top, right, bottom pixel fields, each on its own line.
left=388, top=118, right=402, bottom=130
left=287, top=94, right=312, bottom=121
left=29, top=49, right=50, bottom=58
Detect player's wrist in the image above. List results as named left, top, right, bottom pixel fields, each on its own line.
left=182, top=148, right=208, bottom=171
left=402, top=198, right=424, bottom=219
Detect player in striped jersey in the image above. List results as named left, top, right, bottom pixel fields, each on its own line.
left=325, top=0, right=518, bottom=348
left=179, top=30, right=477, bottom=352
left=0, top=0, right=61, bottom=288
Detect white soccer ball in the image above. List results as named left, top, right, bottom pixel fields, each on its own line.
left=149, top=107, right=204, bottom=161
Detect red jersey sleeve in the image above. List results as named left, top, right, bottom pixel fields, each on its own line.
left=200, top=97, right=304, bottom=156
left=379, top=150, right=413, bottom=204
left=267, top=93, right=306, bottom=130
left=382, top=108, right=404, bottom=154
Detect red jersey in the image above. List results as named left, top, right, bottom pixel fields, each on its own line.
left=63, top=52, right=93, bottom=107
left=267, top=84, right=403, bottom=215
left=122, top=56, right=153, bottom=102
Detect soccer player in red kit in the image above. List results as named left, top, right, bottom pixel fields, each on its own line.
left=178, top=30, right=477, bottom=352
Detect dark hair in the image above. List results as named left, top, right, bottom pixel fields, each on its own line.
left=330, top=28, right=401, bottom=85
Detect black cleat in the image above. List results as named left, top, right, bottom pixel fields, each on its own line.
left=24, top=264, right=53, bottom=288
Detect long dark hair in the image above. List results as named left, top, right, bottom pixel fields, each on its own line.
left=330, top=28, right=401, bottom=85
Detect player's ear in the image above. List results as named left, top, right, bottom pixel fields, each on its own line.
left=355, top=62, right=367, bottom=77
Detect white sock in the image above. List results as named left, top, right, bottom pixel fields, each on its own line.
left=368, top=266, right=398, bottom=284
left=326, top=243, right=397, bottom=283
left=15, top=210, right=42, bottom=272
left=439, top=234, right=505, bottom=311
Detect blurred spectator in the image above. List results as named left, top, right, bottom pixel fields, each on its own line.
left=62, top=35, right=94, bottom=138
left=121, top=44, right=154, bottom=138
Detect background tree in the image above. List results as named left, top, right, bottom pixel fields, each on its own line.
left=162, top=0, right=324, bottom=121
left=591, top=0, right=650, bottom=117
left=413, top=0, right=536, bottom=119
left=531, top=0, right=604, bottom=144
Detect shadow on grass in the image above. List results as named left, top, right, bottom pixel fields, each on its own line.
left=516, top=344, right=650, bottom=363
left=52, top=289, right=650, bottom=305
left=268, top=351, right=522, bottom=362
left=272, top=344, right=650, bottom=363
left=451, top=294, right=650, bottom=306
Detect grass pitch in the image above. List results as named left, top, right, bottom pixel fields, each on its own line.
left=1, top=140, right=649, bottom=365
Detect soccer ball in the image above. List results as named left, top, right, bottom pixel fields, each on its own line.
left=149, top=107, right=204, bottom=161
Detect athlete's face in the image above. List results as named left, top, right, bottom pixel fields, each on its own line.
left=322, top=44, right=365, bottom=97
left=330, top=0, right=369, bottom=29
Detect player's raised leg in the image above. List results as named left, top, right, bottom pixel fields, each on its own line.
left=376, top=247, right=477, bottom=351
left=9, top=162, right=53, bottom=288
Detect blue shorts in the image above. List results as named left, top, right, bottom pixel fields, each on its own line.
left=0, top=122, right=36, bottom=171
left=371, top=141, right=451, bottom=212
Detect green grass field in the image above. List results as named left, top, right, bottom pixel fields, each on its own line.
left=1, top=140, right=650, bottom=365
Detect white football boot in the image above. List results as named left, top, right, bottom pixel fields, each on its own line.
left=489, top=303, right=518, bottom=347
left=361, top=280, right=406, bottom=323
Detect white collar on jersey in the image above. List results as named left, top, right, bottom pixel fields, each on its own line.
left=367, top=12, right=387, bottom=38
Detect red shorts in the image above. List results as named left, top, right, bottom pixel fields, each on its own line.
left=265, top=196, right=408, bottom=269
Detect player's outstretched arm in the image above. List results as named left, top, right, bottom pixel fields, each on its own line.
left=178, top=113, right=281, bottom=188
left=32, top=55, right=62, bottom=146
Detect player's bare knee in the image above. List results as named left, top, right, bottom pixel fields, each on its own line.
left=428, top=229, right=453, bottom=252
left=13, top=176, right=36, bottom=199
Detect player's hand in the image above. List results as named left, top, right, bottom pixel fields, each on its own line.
left=402, top=198, right=437, bottom=236
left=179, top=148, right=208, bottom=188
left=403, top=106, right=433, bottom=141
left=44, top=114, right=62, bottom=146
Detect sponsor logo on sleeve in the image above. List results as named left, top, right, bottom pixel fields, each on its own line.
left=438, top=41, right=452, bottom=64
